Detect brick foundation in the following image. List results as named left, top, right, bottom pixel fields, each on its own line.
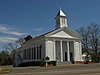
left=74, top=61, right=84, bottom=64
left=74, top=61, right=94, bottom=64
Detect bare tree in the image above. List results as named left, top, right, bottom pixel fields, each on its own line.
left=76, top=26, right=90, bottom=53
left=87, top=23, right=100, bottom=62
left=76, top=23, right=100, bottom=62
left=16, top=38, right=25, bottom=45
left=3, top=42, right=19, bottom=51
left=0, top=50, right=12, bottom=65
left=0, top=42, right=19, bottom=65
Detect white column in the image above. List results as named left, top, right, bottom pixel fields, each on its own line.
left=53, top=40, right=56, bottom=60
left=60, top=40, right=63, bottom=62
left=45, top=39, right=48, bottom=57
left=79, top=41, right=82, bottom=61
left=74, top=41, right=81, bottom=61
left=67, top=41, right=70, bottom=61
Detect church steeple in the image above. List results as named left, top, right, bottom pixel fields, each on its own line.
left=55, top=8, right=68, bottom=29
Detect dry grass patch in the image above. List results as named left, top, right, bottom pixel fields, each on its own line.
left=0, top=66, right=12, bottom=74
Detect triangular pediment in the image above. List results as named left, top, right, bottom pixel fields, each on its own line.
left=45, top=27, right=82, bottom=39
left=50, top=30, right=74, bottom=38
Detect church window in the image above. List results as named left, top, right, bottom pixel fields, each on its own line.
left=27, top=49, right=29, bottom=60
left=62, top=18, right=63, bottom=24
left=23, top=49, right=27, bottom=60
left=62, top=18, right=65, bottom=24
left=34, top=47, right=36, bottom=59
left=37, top=46, right=39, bottom=59
left=39, top=45, right=42, bottom=59
left=26, top=49, right=27, bottom=59
left=64, top=19, right=65, bottom=24
left=32, top=48, right=34, bottom=59
left=23, top=51, right=24, bottom=59
left=29, top=48, right=31, bottom=60
left=65, top=52, right=67, bottom=61
left=29, top=49, right=31, bottom=59
left=70, top=52, right=73, bottom=61
left=26, top=49, right=28, bottom=59
left=27, top=49, right=30, bottom=60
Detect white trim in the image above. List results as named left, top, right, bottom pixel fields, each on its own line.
left=53, top=40, right=56, bottom=60
left=60, top=40, right=63, bottom=62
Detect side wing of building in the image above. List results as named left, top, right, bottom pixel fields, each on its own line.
left=15, top=36, right=45, bottom=66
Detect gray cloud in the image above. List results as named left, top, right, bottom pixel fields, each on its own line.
left=0, top=25, right=25, bottom=36
left=0, top=37, right=18, bottom=42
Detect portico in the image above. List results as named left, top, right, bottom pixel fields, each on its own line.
left=46, top=38, right=75, bottom=61
left=45, top=37, right=82, bottom=63
left=55, top=40, right=71, bottom=62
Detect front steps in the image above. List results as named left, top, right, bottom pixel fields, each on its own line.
left=56, top=61, right=72, bottom=65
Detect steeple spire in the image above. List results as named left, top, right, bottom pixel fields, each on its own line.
left=56, top=8, right=66, bottom=17
left=55, top=8, right=68, bottom=29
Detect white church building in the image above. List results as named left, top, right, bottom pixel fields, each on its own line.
left=14, top=9, right=83, bottom=66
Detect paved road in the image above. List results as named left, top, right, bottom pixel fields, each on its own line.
left=1, top=64, right=100, bottom=75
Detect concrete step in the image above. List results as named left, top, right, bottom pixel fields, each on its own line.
left=57, top=61, right=72, bottom=65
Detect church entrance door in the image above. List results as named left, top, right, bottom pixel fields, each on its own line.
left=65, top=52, right=67, bottom=61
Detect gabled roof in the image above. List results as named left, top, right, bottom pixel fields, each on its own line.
left=33, top=26, right=82, bottom=39
left=44, top=26, right=82, bottom=39
left=22, top=27, right=82, bottom=45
